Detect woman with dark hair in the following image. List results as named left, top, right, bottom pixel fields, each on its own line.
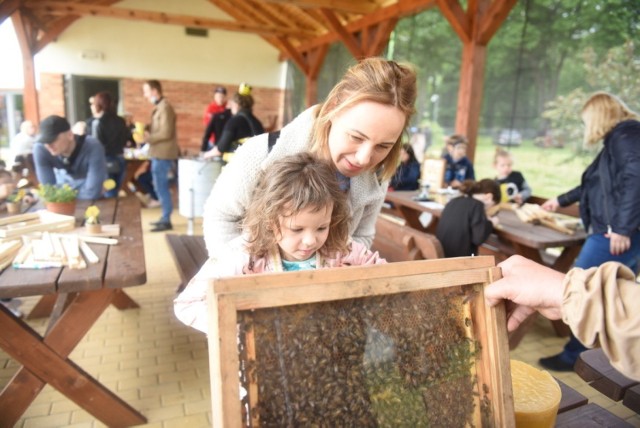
left=389, top=143, right=420, bottom=190
left=435, top=178, right=500, bottom=258
left=204, top=84, right=264, bottom=161
left=87, top=91, right=133, bottom=197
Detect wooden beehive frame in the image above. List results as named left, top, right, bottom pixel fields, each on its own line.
left=207, top=256, right=514, bottom=427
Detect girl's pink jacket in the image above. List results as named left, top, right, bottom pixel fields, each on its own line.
left=174, top=237, right=385, bottom=334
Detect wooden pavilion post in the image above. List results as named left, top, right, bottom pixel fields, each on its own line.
left=437, top=0, right=516, bottom=161
left=11, top=9, right=40, bottom=124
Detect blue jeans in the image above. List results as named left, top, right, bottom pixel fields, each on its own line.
left=563, top=230, right=640, bottom=360
left=151, top=158, right=173, bottom=223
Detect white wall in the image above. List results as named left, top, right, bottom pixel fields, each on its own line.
left=34, top=0, right=284, bottom=88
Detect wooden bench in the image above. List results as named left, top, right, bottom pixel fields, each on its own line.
left=166, top=234, right=208, bottom=294
left=371, top=214, right=444, bottom=262
left=575, top=348, right=640, bottom=414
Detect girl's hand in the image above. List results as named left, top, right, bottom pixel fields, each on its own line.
left=606, top=232, right=630, bottom=255
left=541, top=197, right=559, bottom=212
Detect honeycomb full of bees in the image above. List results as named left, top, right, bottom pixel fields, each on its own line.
left=209, top=257, right=514, bottom=427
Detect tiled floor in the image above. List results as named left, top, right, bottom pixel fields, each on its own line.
left=1, top=206, right=639, bottom=427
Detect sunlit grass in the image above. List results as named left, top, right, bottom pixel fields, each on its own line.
left=472, top=137, right=594, bottom=199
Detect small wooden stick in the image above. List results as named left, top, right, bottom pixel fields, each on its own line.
left=79, top=241, right=100, bottom=264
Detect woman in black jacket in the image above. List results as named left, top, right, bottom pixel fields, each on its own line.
left=87, top=91, right=133, bottom=197
left=204, top=84, right=264, bottom=161
left=540, top=91, right=640, bottom=371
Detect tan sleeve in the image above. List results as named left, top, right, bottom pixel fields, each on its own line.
left=562, top=262, right=640, bottom=381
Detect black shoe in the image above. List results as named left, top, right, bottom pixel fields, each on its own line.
left=151, top=222, right=172, bottom=232
left=150, top=219, right=166, bottom=226
left=539, top=354, right=576, bottom=372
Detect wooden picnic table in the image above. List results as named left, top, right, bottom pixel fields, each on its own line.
left=384, top=190, right=587, bottom=272
left=384, top=190, right=588, bottom=345
left=0, top=196, right=147, bottom=427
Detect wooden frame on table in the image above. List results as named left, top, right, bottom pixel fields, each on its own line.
left=207, top=256, right=514, bottom=427
left=421, top=157, right=447, bottom=190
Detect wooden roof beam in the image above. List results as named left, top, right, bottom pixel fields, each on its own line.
left=27, top=1, right=317, bottom=37
left=263, top=0, right=377, bottom=15
left=478, top=0, right=517, bottom=44
left=207, top=0, right=284, bottom=54
left=284, top=0, right=435, bottom=57
left=0, top=0, right=21, bottom=25
left=319, top=8, right=364, bottom=59
left=435, top=0, right=471, bottom=43
left=34, top=15, right=78, bottom=53
left=277, top=36, right=310, bottom=74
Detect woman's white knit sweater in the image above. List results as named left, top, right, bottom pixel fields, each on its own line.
left=202, top=106, right=387, bottom=259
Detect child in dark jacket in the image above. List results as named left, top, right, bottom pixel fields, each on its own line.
left=443, top=134, right=475, bottom=187
left=436, top=179, right=500, bottom=257
left=389, top=143, right=421, bottom=191
left=494, top=148, right=532, bottom=204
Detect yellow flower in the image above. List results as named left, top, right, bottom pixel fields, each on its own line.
left=103, top=179, right=116, bottom=191
left=85, top=205, right=100, bottom=224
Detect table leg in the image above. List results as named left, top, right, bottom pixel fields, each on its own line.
left=111, top=289, right=141, bottom=309
left=26, top=293, right=56, bottom=319
left=27, top=289, right=139, bottom=320
left=0, top=289, right=146, bottom=426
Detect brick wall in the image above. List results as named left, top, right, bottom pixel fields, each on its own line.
left=39, top=74, right=285, bottom=154
left=38, top=73, right=66, bottom=118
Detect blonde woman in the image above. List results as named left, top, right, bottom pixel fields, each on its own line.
left=540, top=92, right=640, bottom=371
left=203, top=58, right=417, bottom=258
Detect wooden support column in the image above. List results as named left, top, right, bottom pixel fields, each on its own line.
left=11, top=9, right=40, bottom=124
left=437, top=0, right=516, bottom=161
left=304, top=45, right=329, bottom=107
left=456, top=41, right=487, bottom=162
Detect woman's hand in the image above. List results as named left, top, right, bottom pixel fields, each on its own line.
left=485, top=255, right=565, bottom=332
left=607, top=232, right=630, bottom=255
left=541, top=197, right=559, bottom=211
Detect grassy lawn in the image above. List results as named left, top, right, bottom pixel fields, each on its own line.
left=428, top=137, right=596, bottom=199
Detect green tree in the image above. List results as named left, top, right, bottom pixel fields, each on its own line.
left=543, top=40, right=640, bottom=152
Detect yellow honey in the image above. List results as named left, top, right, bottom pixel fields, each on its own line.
left=511, top=359, right=561, bottom=428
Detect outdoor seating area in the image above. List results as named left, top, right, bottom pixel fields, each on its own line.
left=1, top=1, right=638, bottom=424
left=0, top=206, right=638, bottom=426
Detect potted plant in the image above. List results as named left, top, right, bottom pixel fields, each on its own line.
left=38, top=183, right=78, bottom=216
left=6, top=189, right=25, bottom=214
left=84, top=205, right=102, bottom=233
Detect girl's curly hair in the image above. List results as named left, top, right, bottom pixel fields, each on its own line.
left=243, top=152, right=351, bottom=259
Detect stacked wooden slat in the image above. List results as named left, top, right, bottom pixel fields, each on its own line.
left=511, top=203, right=577, bottom=235
left=0, top=211, right=120, bottom=270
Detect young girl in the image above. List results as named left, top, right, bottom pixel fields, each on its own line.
left=389, top=143, right=421, bottom=190
left=174, top=153, right=385, bottom=333
left=494, top=148, right=532, bottom=204
left=435, top=179, right=500, bottom=258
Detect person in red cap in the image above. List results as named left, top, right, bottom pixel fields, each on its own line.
left=201, top=86, right=229, bottom=150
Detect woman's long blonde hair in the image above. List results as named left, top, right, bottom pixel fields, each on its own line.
left=243, top=153, right=350, bottom=259
left=581, top=92, right=640, bottom=146
left=309, top=57, right=417, bottom=181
